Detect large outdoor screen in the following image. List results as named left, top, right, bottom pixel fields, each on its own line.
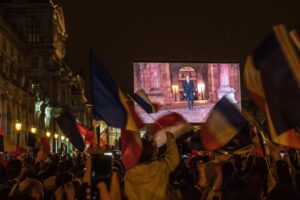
left=133, top=62, right=241, bottom=123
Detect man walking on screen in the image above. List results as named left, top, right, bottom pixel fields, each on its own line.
left=183, top=75, right=195, bottom=110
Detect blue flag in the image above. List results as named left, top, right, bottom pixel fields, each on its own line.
left=90, top=50, right=127, bottom=128
left=56, top=110, right=85, bottom=152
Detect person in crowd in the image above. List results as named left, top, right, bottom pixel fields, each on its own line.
left=124, top=131, right=179, bottom=200
left=13, top=178, right=44, bottom=200
left=183, top=75, right=195, bottom=110
left=0, top=159, right=22, bottom=198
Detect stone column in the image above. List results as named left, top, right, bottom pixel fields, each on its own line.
left=160, top=63, right=173, bottom=104
left=217, top=64, right=237, bottom=103
left=208, top=64, right=219, bottom=102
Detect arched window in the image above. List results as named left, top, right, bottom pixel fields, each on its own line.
left=28, top=18, right=40, bottom=43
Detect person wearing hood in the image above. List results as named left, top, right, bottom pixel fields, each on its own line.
left=124, top=131, right=180, bottom=200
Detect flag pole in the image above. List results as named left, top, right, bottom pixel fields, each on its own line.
left=127, top=94, right=164, bottom=129
left=92, top=119, right=100, bottom=153
left=241, top=110, right=272, bottom=172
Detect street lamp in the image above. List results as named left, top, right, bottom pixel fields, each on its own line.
left=15, top=122, right=22, bottom=146
left=31, top=127, right=37, bottom=134
left=54, top=133, right=59, bottom=153
left=46, top=131, right=51, bottom=138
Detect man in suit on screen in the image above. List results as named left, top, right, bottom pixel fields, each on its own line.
left=183, top=75, right=195, bottom=110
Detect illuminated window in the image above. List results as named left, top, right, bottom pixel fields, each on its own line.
left=28, top=18, right=40, bottom=43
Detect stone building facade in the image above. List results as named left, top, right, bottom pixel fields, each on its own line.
left=0, top=0, right=90, bottom=148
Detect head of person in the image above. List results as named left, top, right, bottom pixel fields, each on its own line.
left=222, top=161, right=234, bottom=179
left=22, top=164, right=38, bottom=180
left=268, top=185, right=299, bottom=200
left=6, top=159, right=22, bottom=180
left=0, top=163, right=7, bottom=183
left=18, top=178, right=43, bottom=200
left=186, top=75, right=190, bottom=82
left=139, top=138, right=157, bottom=163
left=222, top=178, right=246, bottom=200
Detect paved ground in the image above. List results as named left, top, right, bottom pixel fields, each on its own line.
left=139, top=102, right=242, bottom=123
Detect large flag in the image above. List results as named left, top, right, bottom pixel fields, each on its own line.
left=56, top=110, right=85, bottom=152
left=200, top=96, right=252, bottom=151
left=91, top=50, right=138, bottom=131
left=244, top=24, right=300, bottom=148
left=149, top=112, right=193, bottom=147
left=121, top=129, right=142, bottom=170
left=120, top=97, right=143, bottom=170
left=132, top=89, right=157, bottom=113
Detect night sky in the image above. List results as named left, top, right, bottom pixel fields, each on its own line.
left=59, top=0, right=300, bottom=101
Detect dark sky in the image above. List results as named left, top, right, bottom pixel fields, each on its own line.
left=59, top=0, right=300, bottom=101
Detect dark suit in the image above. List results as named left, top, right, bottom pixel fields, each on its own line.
left=183, top=80, right=195, bottom=109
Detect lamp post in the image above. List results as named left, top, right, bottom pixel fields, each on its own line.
left=54, top=133, right=59, bottom=153
left=66, top=138, right=69, bottom=153
left=15, top=122, right=22, bottom=146
left=31, top=127, right=37, bottom=135
left=46, top=131, right=51, bottom=138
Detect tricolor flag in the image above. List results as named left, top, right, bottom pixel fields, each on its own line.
left=149, top=112, right=193, bottom=148
left=132, top=89, right=157, bottom=113
left=90, top=50, right=138, bottom=132
left=90, top=50, right=143, bottom=168
left=120, top=96, right=144, bottom=170
left=200, top=96, right=252, bottom=151
left=56, top=110, right=85, bottom=152
left=76, top=123, right=94, bottom=145
left=244, top=24, right=300, bottom=148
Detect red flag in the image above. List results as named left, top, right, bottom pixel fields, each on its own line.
left=121, top=129, right=142, bottom=170
left=149, top=112, right=192, bottom=147
left=40, top=136, right=50, bottom=154
left=127, top=100, right=144, bottom=129
left=76, top=123, right=94, bottom=145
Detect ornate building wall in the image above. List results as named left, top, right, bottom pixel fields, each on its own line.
left=0, top=0, right=89, bottom=150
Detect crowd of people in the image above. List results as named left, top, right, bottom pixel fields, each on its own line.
left=0, top=129, right=300, bottom=200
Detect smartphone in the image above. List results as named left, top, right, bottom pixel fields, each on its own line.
left=91, top=153, right=113, bottom=200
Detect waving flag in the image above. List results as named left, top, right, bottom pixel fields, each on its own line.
left=244, top=24, right=300, bottom=148
left=76, top=123, right=94, bottom=145
left=56, top=110, right=85, bottom=152
left=132, top=89, right=157, bottom=113
left=149, top=112, right=193, bottom=147
left=91, top=50, right=138, bottom=131
left=120, top=96, right=143, bottom=170
left=200, top=96, right=251, bottom=151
